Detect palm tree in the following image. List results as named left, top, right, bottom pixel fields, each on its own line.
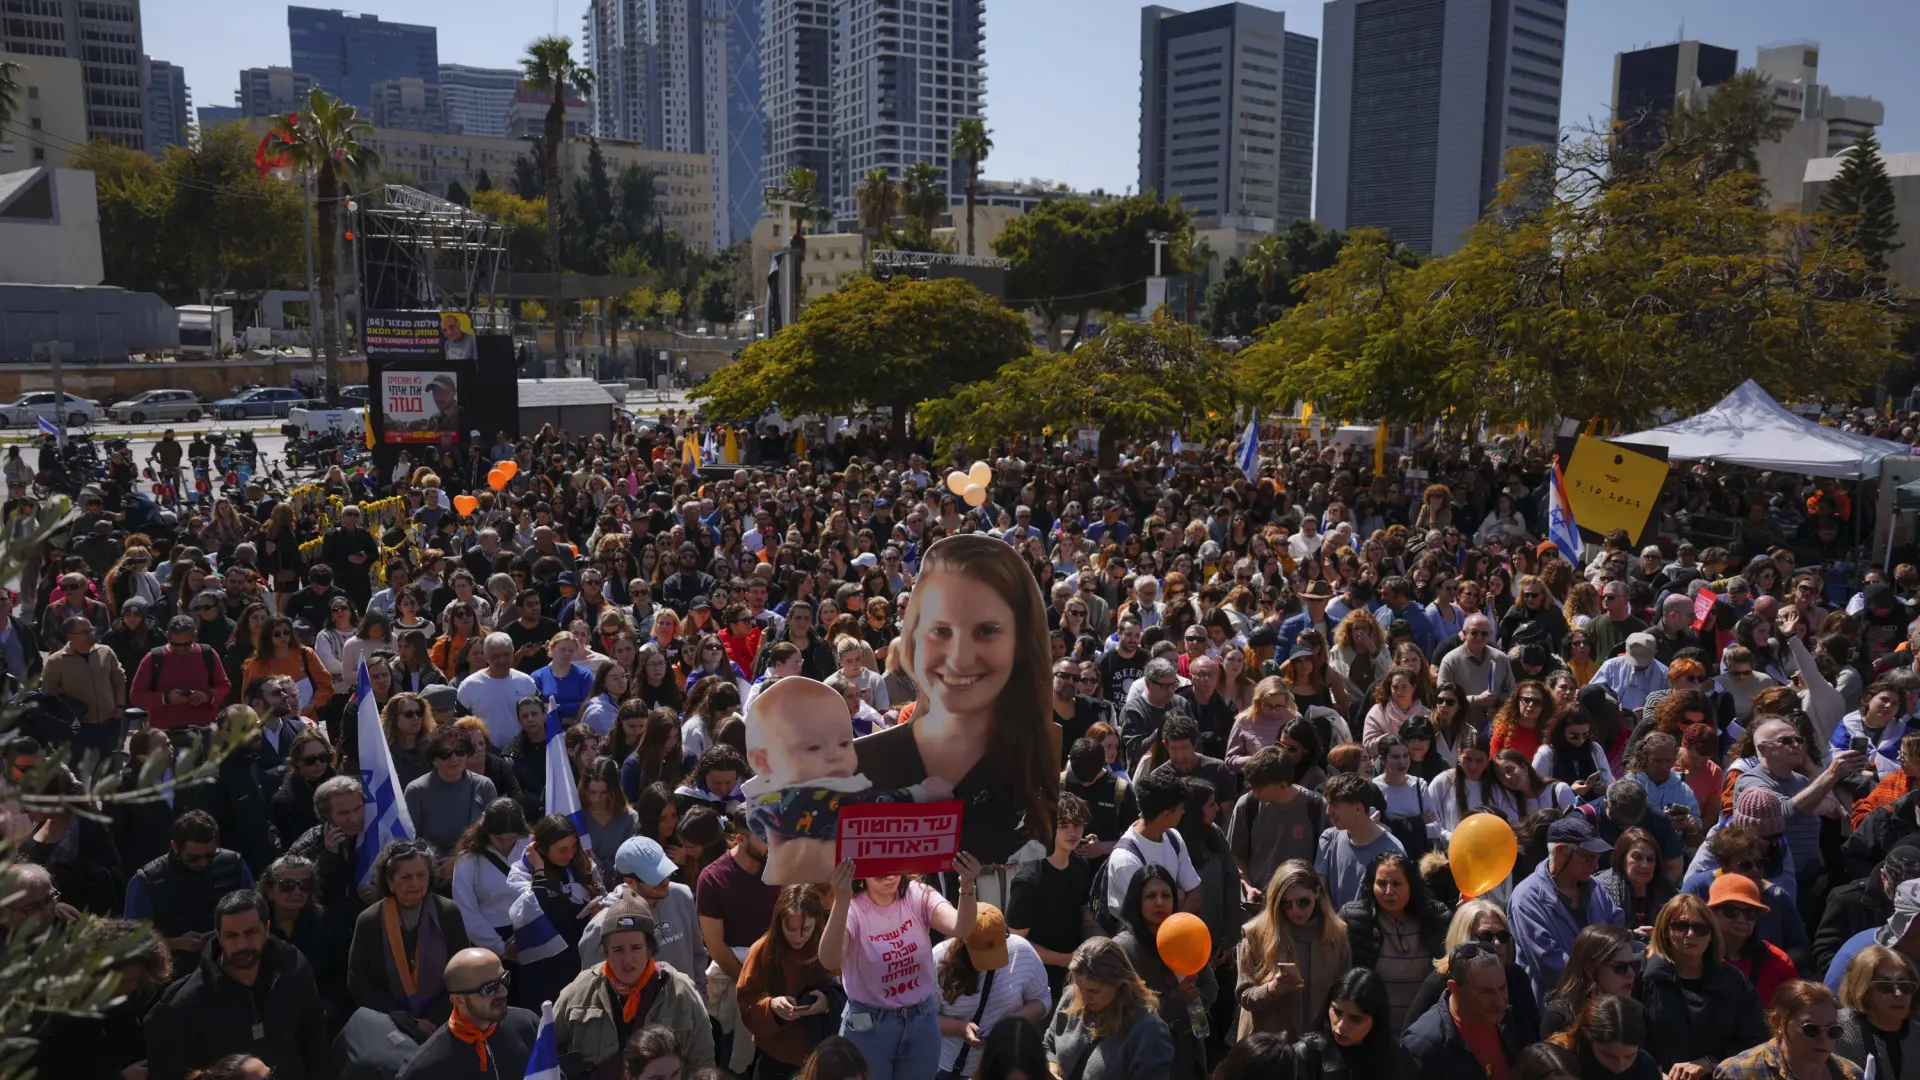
left=854, top=167, right=899, bottom=264
left=900, top=161, right=944, bottom=231
left=1242, top=234, right=1286, bottom=305
left=951, top=119, right=993, bottom=256
left=270, top=89, right=379, bottom=401
left=521, top=35, right=596, bottom=363
left=773, top=166, right=826, bottom=236
left=0, top=60, right=21, bottom=134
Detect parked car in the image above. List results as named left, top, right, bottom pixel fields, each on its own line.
left=106, top=389, right=206, bottom=424
left=212, top=386, right=307, bottom=420
left=337, top=384, right=370, bottom=406
left=0, top=392, right=101, bottom=428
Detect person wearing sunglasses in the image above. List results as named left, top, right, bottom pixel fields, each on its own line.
left=1712, top=980, right=1865, bottom=1080
left=269, top=727, right=338, bottom=851
left=1740, top=718, right=1868, bottom=902
left=257, top=853, right=343, bottom=1010
left=1641, top=893, right=1769, bottom=1077
left=405, top=724, right=499, bottom=859
left=1833, top=943, right=1920, bottom=1080
left=1711, top=873, right=1799, bottom=1006
left=398, top=947, right=540, bottom=1080
left=1401, top=940, right=1524, bottom=1080
left=1539, top=924, right=1644, bottom=1040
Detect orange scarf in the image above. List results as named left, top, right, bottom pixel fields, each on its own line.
left=381, top=899, right=419, bottom=999
left=603, top=960, right=657, bottom=1023
left=447, top=1010, right=497, bottom=1071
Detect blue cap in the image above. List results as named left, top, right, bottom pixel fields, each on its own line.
left=613, top=836, right=677, bottom=885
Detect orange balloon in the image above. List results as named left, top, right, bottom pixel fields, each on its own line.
left=1448, top=812, right=1519, bottom=899
left=496, top=459, right=519, bottom=481
left=487, top=468, right=509, bottom=491
left=453, top=494, right=479, bottom=516
left=1155, top=911, right=1212, bottom=977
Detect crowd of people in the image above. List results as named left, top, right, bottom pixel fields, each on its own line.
left=2, top=409, right=1919, bottom=1080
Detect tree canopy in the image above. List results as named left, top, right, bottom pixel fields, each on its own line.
left=693, top=276, right=1031, bottom=445
left=993, top=193, right=1191, bottom=349
left=1819, top=128, right=1904, bottom=278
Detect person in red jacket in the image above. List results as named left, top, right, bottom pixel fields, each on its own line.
left=130, top=615, right=231, bottom=731
left=719, top=603, right=761, bottom=676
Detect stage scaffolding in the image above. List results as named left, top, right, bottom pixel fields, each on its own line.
left=354, top=185, right=509, bottom=328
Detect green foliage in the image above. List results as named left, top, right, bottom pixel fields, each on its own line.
left=993, top=193, right=1192, bottom=349
left=855, top=167, right=899, bottom=235
left=1819, top=129, right=1904, bottom=277
left=693, top=276, right=1030, bottom=444
left=521, top=35, right=593, bottom=359
left=510, top=146, right=544, bottom=199
left=76, top=123, right=306, bottom=302
left=1664, top=69, right=1796, bottom=186
left=472, top=189, right=550, bottom=274
left=1240, top=131, right=1905, bottom=430
left=445, top=179, right=471, bottom=207
left=881, top=221, right=955, bottom=254
left=901, top=161, right=945, bottom=231
left=0, top=59, right=19, bottom=132
left=473, top=170, right=495, bottom=194
left=1202, top=220, right=1409, bottom=337
left=696, top=266, right=737, bottom=324
left=920, top=315, right=1236, bottom=466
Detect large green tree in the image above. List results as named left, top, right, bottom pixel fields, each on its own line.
left=854, top=167, right=898, bottom=264
left=993, top=193, right=1191, bottom=350
left=521, top=36, right=595, bottom=361
left=693, top=276, right=1030, bottom=446
left=920, top=315, right=1236, bottom=468
left=270, top=90, right=380, bottom=399
left=1202, top=220, right=1408, bottom=337
left=1819, top=128, right=1904, bottom=277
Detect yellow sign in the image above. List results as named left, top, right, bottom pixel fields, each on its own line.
left=1561, top=434, right=1669, bottom=545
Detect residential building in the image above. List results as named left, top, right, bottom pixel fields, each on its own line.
left=1317, top=0, right=1568, bottom=257
left=507, top=84, right=591, bottom=140
left=287, top=6, right=438, bottom=111
left=1139, top=2, right=1316, bottom=229
left=1753, top=44, right=1882, bottom=212
left=760, top=0, right=832, bottom=208
left=1802, top=150, right=1920, bottom=292
left=372, top=77, right=448, bottom=133
left=0, top=0, right=147, bottom=150
left=1609, top=40, right=1738, bottom=153
left=143, top=58, right=190, bottom=154
left=826, top=0, right=986, bottom=222
left=0, top=53, right=87, bottom=169
left=438, top=64, right=519, bottom=138
left=237, top=67, right=316, bottom=118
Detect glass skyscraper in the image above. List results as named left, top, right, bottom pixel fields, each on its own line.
left=287, top=6, right=439, bottom=111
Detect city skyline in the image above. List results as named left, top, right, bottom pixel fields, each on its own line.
left=128, top=0, right=1920, bottom=207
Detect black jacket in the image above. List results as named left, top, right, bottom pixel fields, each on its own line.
left=270, top=770, right=331, bottom=855
left=1815, top=875, right=1895, bottom=976
left=273, top=902, right=348, bottom=1014
left=16, top=816, right=123, bottom=916
left=198, top=743, right=279, bottom=875
left=398, top=1007, right=541, bottom=1080
left=660, top=568, right=715, bottom=613
left=144, top=935, right=329, bottom=1080
left=346, top=895, right=472, bottom=1025
left=1400, top=989, right=1525, bottom=1080
left=1841, top=790, right=1920, bottom=880
left=33, top=987, right=156, bottom=1080
left=1403, top=963, right=1541, bottom=1041
left=286, top=585, right=351, bottom=633
left=1339, top=896, right=1451, bottom=972
left=751, top=628, right=834, bottom=680
left=1638, top=954, right=1770, bottom=1069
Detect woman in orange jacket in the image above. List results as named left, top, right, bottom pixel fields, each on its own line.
left=240, top=613, right=334, bottom=718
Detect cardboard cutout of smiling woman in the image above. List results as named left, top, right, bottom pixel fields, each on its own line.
left=740, top=534, right=1060, bottom=884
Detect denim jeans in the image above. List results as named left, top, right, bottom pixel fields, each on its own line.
left=839, top=996, right=940, bottom=1080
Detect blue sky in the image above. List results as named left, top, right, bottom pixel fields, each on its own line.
left=144, top=0, right=1918, bottom=200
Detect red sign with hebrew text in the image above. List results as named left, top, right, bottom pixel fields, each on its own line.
left=835, top=800, right=964, bottom=876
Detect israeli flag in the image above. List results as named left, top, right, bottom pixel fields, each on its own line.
left=1235, top=418, right=1260, bottom=485
left=36, top=415, right=63, bottom=447
left=524, top=1001, right=561, bottom=1080
left=1170, top=431, right=1183, bottom=456
left=353, top=661, right=415, bottom=886
left=544, top=703, right=591, bottom=855
left=701, top=428, right=719, bottom=464
left=1548, top=458, right=1584, bottom=564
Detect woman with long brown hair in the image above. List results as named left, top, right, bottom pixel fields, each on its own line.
left=1490, top=678, right=1556, bottom=761
left=1236, top=859, right=1350, bottom=1038
left=242, top=613, right=333, bottom=718
left=738, top=885, right=840, bottom=1080
left=1044, top=937, right=1171, bottom=1080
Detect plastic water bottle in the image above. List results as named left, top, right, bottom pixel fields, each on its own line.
left=1186, top=993, right=1211, bottom=1039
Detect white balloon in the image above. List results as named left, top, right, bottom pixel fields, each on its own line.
left=946, top=470, right=971, bottom=496
left=968, top=460, right=992, bottom=487
left=962, top=483, right=987, bottom=507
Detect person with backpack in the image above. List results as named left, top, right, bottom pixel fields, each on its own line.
left=131, top=615, right=232, bottom=732
left=1094, top=771, right=1202, bottom=930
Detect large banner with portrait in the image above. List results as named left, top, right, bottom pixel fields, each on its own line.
left=364, top=309, right=480, bottom=451
left=380, top=370, right=461, bottom=444
left=740, top=533, right=1057, bottom=884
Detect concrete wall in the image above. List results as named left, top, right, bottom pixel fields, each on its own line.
left=0, top=356, right=369, bottom=401
left=0, top=169, right=103, bottom=286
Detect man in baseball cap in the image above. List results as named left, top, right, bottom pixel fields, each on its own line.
left=1510, top=810, right=1624, bottom=1000
left=578, top=837, right=705, bottom=977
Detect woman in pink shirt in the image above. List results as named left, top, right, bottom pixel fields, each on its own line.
left=820, top=853, right=982, bottom=1080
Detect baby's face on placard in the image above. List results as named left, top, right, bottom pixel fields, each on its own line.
left=760, top=704, right=857, bottom=785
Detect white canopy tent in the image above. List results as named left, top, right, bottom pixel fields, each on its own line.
left=1613, top=380, right=1908, bottom=480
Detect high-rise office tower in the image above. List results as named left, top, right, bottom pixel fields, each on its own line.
left=371, top=78, right=448, bottom=133
left=0, top=0, right=148, bottom=150
left=287, top=6, right=438, bottom=111
left=439, top=65, right=520, bottom=138
left=826, top=0, right=985, bottom=221
left=760, top=0, right=833, bottom=209
left=1139, top=2, right=1317, bottom=228
left=1317, top=0, right=1567, bottom=256
left=1610, top=40, right=1737, bottom=153
left=144, top=57, right=190, bottom=153
left=724, top=0, right=763, bottom=245
left=586, top=0, right=754, bottom=248
left=237, top=67, right=317, bottom=118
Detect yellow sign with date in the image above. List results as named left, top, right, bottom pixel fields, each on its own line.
left=1562, top=435, right=1669, bottom=545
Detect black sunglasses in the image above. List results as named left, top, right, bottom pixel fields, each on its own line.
left=295, top=754, right=329, bottom=767
left=1797, top=1022, right=1844, bottom=1040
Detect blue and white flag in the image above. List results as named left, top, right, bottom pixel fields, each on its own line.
left=701, top=427, right=719, bottom=464
left=1170, top=431, right=1183, bottom=456
left=524, top=1001, right=561, bottom=1080
left=1547, top=457, right=1584, bottom=564
left=353, top=660, right=415, bottom=886
left=1235, top=418, right=1260, bottom=485
left=36, top=415, right=62, bottom=447
left=544, top=703, right=591, bottom=854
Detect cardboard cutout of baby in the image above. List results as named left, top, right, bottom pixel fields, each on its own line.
left=740, top=676, right=953, bottom=884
